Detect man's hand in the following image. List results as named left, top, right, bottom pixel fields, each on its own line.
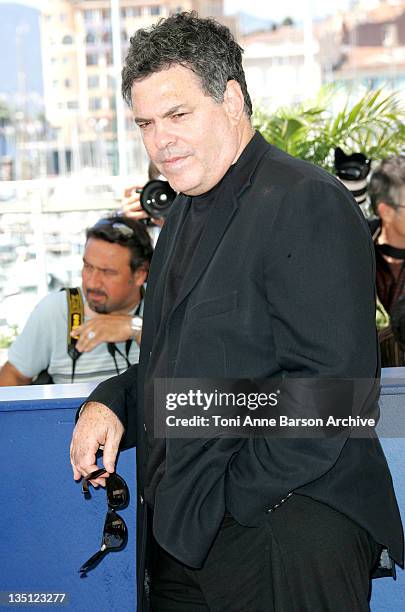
left=70, top=401, right=125, bottom=486
left=71, top=314, right=141, bottom=352
left=121, top=185, right=165, bottom=227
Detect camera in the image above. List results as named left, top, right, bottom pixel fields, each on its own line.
left=136, top=179, right=177, bottom=219
left=334, top=147, right=371, bottom=205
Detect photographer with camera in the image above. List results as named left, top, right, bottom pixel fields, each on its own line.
left=368, top=155, right=405, bottom=366
left=121, top=162, right=175, bottom=244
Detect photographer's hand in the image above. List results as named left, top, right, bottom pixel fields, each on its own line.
left=71, top=314, right=142, bottom=352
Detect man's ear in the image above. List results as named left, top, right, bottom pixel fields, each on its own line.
left=378, top=201, right=396, bottom=224
left=223, top=79, right=245, bottom=125
left=133, top=265, right=148, bottom=286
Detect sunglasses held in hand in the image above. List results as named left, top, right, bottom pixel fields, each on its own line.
left=79, top=468, right=129, bottom=577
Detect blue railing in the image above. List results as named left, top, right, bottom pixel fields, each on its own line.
left=0, top=383, right=136, bottom=612
left=1, top=371, right=405, bottom=611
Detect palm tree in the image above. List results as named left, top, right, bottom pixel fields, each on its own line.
left=254, top=88, right=405, bottom=173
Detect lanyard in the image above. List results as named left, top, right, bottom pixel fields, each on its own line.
left=69, top=292, right=143, bottom=383
left=107, top=338, right=133, bottom=375
left=65, top=288, right=84, bottom=384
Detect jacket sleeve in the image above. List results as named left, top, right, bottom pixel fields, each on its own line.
left=77, top=364, right=138, bottom=449
left=226, top=176, right=380, bottom=512
left=267, top=176, right=378, bottom=379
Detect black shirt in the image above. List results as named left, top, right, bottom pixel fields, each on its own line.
left=144, top=177, right=230, bottom=506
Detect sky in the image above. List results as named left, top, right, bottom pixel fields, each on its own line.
left=224, top=0, right=353, bottom=20
left=0, top=3, right=42, bottom=96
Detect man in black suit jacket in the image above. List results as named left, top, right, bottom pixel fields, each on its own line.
left=70, top=13, right=403, bottom=611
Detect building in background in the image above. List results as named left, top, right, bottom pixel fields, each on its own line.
left=39, top=0, right=234, bottom=177
left=240, top=1, right=405, bottom=111
left=7, top=0, right=405, bottom=179
left=319, top=0, right=405, bottom=101
left=240, top=23, right=321, bottom=111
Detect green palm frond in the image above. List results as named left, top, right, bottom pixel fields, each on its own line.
left=254, top=87, right=405, bottom=172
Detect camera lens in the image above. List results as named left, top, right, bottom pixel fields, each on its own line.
left=139, top=180, right=176, bottom=218
left=334, top=147, right=371, bottom=205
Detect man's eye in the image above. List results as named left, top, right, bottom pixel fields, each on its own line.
left=138, top=122, right=151, bottom=130
left=173, top=113, right=187, bottom=119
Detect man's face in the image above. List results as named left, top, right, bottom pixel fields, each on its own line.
left=82, top=238, right=143, bottom=314
left=131, top=64, right=241, bottom=196
left=381, top=187, right=405, bottom=240
left=392, top=207, right=405, bottom=239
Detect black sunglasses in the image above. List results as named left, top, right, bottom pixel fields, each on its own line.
left=79, top=468, right=129, bottom=577
left=90, top=219, right=135, bottom=239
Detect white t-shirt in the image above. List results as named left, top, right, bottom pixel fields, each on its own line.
left=8, top=290, right=141, bottom=384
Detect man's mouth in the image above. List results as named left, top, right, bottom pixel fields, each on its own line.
left=162, top=155, right=189, bottom=168
left=87, top=291, right=107, bottom=301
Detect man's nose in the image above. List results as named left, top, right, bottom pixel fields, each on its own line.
left=154, top=121, right=176, bottom=151
left=87, top=268, right=103, bottom=287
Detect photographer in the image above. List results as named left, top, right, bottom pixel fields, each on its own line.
left=0, top=216, right=152, bottom=385
left=122, top=162, right=167, bottom=244
left=369, top=156, right=405, bottom=366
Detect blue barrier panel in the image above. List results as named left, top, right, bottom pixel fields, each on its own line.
left=1, top=372, right=405, bottom=612
left=0, top=384, right=136, bottom=612
left=371, top=369, right=405, bottom=611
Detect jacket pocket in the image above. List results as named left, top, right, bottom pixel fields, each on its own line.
left=187, top=290, right=238, bottom=320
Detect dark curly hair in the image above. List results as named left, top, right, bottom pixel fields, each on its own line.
left=369, top=155, right=405, bottom=214
left=86, top=215, right=153, bottom=273
left=121, top=11, right=252, bottom=117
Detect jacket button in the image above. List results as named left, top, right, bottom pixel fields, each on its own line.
left=140, top=494, right=144, bottom=505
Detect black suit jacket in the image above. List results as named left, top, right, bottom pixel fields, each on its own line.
left=86, top=132, right=403, bottom=610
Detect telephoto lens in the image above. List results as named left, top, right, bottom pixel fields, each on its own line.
left=137, top=179, right=177, bottom=218
left=334, top=147, right=371, bottom=206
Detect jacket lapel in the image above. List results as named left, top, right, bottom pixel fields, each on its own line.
left=169, top=175, right=239, bottom=315
left=151, top=194, right=190, bottom=324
